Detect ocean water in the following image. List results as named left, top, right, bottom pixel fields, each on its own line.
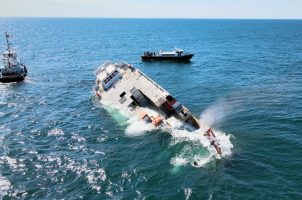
left=0, top=18, right=302, bottom=199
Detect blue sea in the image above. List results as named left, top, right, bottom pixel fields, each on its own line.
left=0, top=18, right=302, bottom=199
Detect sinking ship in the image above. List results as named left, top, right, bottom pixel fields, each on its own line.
left=94, top=61, right=222, bottom=155
left=142, top=49, right=193, bottom=62
left=0, top=33, right=27, bottom=83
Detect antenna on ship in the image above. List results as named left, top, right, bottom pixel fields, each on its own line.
left=5, top=32, right=11, bottom=51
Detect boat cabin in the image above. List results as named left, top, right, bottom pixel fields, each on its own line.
left=3, top=49, right=19, bottom=67
left=159, top=49, right=184, bottom=57
left=97, top=63, right=122, bottom=90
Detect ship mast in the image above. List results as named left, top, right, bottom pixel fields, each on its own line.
left=5, top=32, right=10, bottom=52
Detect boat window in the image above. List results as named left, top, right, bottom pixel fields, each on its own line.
left=111, top=70, right=118, bottom=76
left=103, top=77, right=110, bottom=84
left=103, top=70, right=119, bottom=84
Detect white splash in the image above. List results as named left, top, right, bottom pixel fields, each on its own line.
left=184, top=188, right=192, bottom=200
left=200, top=99, right=232, bottom=127
left=170, top=156, right=188, bottom=166
left=0, top=156, right=18, bottom=170
left=48, top=128, right=64, bottom=136
left=0, top=176, right=11, bottom=198
left=169, top=99, right=234, bottom=168
left=125, top=116, right=155, bottom=137
left=97, top=97, right=234, bottom=168
left=86, top=168, right=107, bottom=192
left=169, top=122, right=233, bottom=167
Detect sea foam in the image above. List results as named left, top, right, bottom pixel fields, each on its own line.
left=0, top=176, right=11, bottom=198
left=47, top=128, right=64, bottom=136
left=99, top=98, right=233, bottom=168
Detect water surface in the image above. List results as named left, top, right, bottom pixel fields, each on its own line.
left=0, top=18, right=302, bottom=199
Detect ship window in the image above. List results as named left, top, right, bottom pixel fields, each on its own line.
left=120, top=92, right=126, bottom=98
left=104, top=76, right=112, bottom=84
left=111, top=70, right=118, bottom=76
left=103, top=70, right=119, bottom=84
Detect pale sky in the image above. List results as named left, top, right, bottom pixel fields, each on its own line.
left=0, top=0, right=302, bottom=19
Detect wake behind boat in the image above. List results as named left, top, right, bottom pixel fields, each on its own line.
left=142, top=49, right=194, bottom=62
left=94, top=61, right=222, bottom=155
left=0, top=33, right=27, bottom=83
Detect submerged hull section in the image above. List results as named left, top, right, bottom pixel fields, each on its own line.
left=141, top=54, right=193, bottom=62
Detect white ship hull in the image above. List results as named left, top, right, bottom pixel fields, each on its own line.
left=94, top=62, right=222, bottom=155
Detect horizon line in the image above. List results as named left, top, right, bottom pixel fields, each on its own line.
left=1, top=16, right=302, bottom=20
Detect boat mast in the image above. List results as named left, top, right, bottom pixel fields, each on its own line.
left=5, top=32, right=10, bottom=52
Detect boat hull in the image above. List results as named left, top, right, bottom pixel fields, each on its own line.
left=0, top=75, right=25, bottom=83
left=141, top=54, right=194, bottom=62
left=94, top=62, right=223, bottom=155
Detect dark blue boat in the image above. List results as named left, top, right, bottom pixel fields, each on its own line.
left=0, top=33, right=27, bottom=83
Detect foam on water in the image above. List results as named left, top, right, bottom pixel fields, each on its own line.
left=0, top=176, right=11, bottom=199
left=35, top=154, right=107, bottom=193
left=23, top=77, right=36, bottom=83
left=0, top=156, right=18, bottom=170
left=98, top=98, right=233, bottom=168
left=184, top=188, right=192, bottom=200
left=169, top=129, right=233, bottom=167
left=47, top=128, right=65, bottom=136
left=169, top=100, right=234, bottom=168
left=125, top=116, right=155, bottom=137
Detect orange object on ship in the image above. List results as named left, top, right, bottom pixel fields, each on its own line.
left=152, top=116, right=163, bottom=126
left=139, top=111, right=147, bottom=119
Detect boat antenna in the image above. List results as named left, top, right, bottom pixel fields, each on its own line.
left=5, top=32, right=10, bottom=51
